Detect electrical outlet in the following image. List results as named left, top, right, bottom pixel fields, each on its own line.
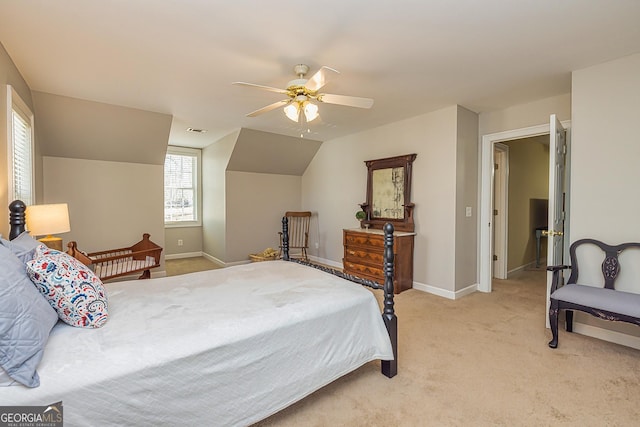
left=315, top=242, right=319, bottom=249
left=177, top=239, right=183, bottom=246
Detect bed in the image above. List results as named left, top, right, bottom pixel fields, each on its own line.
left=1, top=200, right=397, bottom=426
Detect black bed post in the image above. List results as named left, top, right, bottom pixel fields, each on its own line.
left=9, top=199, right=26, bottom=240
left=282, top=216, right=290, bottom=261
left=381, top=222, right=398, bottom=378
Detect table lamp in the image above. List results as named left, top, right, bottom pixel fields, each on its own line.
left=25, top=203, right=71, bottom=251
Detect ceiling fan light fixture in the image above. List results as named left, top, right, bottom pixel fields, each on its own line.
left=303, top=102, right=319, bottom=122
left=284, top=103, right=299, bottom=122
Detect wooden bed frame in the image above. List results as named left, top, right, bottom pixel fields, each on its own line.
left=281, top=216, right=398, bottom=378
left=8, top=199, right=398, bottom=378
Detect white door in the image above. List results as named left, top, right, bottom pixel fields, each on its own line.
left=544, top=115, right=566, bottom=324
left=493, top=144, right=508, bottom=279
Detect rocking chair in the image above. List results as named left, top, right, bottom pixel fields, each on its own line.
left=278, top=211, right=311, bottom=261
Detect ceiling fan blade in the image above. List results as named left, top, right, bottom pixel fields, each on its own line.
left=233, top=82, right=288, bottom=95
left=317, top=93, right=374, bottom=109
left=304, top=66, right=340, bottom=92
left=246, top=100, right=290, bottom=117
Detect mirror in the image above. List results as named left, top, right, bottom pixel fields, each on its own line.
left=361, top=154, right=416, bottom=232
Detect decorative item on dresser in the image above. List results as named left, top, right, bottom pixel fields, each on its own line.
left=344, top=154, right=417, bottom=293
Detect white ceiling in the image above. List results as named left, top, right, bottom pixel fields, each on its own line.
left=1, top=1, right=639, bottom=148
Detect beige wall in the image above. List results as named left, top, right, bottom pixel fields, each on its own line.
left=571, top=53, right=640, bottom=286
left=303, top=105, right=477, bottom=294
left=202, top=130, right=238, bottom=262
left=504, top=136, right=549, bottom=271
left=33, top=91, right=172, bottom=165
left=568, top=52, right=640, bottom=341
left=454, top=106, right=479, bottom=291
left=479, top=93, right=571, bottom=136
left=571, top=53, right=640, bottom=247
left=165, top=226, right=203, bottom=256
left=225, top=171, right=301, bottom=263
left=0, top=42, right=38, bottom=237
left=43, top=156, right=165, bottom=271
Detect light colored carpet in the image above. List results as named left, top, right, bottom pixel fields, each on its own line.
left=167, top=259, right=639, bottom=425
left=254, top=269, right=640, bottom=426
left=165, top=256, right=221, bottom=276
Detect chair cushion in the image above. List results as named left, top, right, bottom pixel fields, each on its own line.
left=551, top=283, right=640, bottom=318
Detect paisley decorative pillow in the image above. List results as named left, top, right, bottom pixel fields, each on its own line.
left=26, top=246, right=109, bottom=328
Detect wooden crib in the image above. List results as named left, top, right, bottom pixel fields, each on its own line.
left=66, top=233, right=162, bottom=281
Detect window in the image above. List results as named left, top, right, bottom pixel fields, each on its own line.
left=7, top=86, right=34, bottom=206
left=164, top=146, right=201, bottom=226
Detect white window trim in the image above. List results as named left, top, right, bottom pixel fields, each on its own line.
left=7, top=85, right=35, bottom=206
left=164, top=145, right=202, bottom=228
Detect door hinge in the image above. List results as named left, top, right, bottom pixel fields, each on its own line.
left=493, top=209, right=498, bottom=216
left=493, top=254, right=498, bottom=261
left=494, top=163, right=499, bottom=170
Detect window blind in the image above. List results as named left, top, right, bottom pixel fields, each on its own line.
left=10, top=105, right=34, bottom=206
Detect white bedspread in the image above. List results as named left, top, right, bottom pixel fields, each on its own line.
left=0, top=261, right=393, bottom=426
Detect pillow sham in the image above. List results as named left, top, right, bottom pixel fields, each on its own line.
left=26, top=246, right=109, bottom=329
left=0, top=244, right=58, bottom=388
left=0, top=231, right=43, bottom=263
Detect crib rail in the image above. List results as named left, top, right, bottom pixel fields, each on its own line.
left=67, top=233, right=162, bottom=281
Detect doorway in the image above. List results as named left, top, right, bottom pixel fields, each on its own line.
left=479, top=119, right=571, bottom=293
left=494, top=136, right=550, bottom=279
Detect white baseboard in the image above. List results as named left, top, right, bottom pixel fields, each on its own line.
left=570, top=322, right=640, bottom=351
left=165, top=251, right=203, bottom=260
left=201, top=252, right=229, bottom=268
left=308, top=255, right=342, bottom=269
left=412, top=282, right=477, bottom=300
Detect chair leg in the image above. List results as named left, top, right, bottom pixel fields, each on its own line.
left=548, top=299, right=559, bottom=348
left=565, top=310, right=574, bottom=332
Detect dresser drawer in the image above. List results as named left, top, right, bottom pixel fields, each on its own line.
left=344, top=232, right=385, bottom=249
left=343, top=260, right=384, bottom=282
left=343, top=228, right=414, bottom=294
left=344, top=248, right=384, bottom=265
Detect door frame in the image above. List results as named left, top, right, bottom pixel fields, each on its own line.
left=493, top=143, right=509, bottom=280
left=478, top=120, right=571, bottom=292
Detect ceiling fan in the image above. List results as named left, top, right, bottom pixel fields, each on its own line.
left=233, top=64, right=374, bottom=123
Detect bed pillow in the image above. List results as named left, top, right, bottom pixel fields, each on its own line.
left=0, top=366, right=19, bottom=387
left=26, top=246, right=109, bottom=329
left=0, top=231, right=43, bottom=263
left=0, top=244, right=59, bottom=388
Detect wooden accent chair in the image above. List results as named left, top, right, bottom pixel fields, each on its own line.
left=278, top=211, right=311, bottom=261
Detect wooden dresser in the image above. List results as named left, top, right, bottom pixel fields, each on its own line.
left=343, top=228, right=415, bottom=293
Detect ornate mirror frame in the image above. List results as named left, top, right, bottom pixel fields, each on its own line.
left=360, top=153, right=417, bottom=232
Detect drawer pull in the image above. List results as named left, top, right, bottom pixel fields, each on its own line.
left=348, top=250, right=356, bottom=255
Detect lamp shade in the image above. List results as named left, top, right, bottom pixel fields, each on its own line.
left=26, top=203, right=71, bottom=236
left=303, top=102, right=319, bottom=122
left=284, top=103, right=299, bottom=122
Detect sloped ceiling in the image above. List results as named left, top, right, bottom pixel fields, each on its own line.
left=2, top=2, right=639, bottom=148
left=33, top=91, right=172, bottom=165
left=227, top=128, right=322, bottom=176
